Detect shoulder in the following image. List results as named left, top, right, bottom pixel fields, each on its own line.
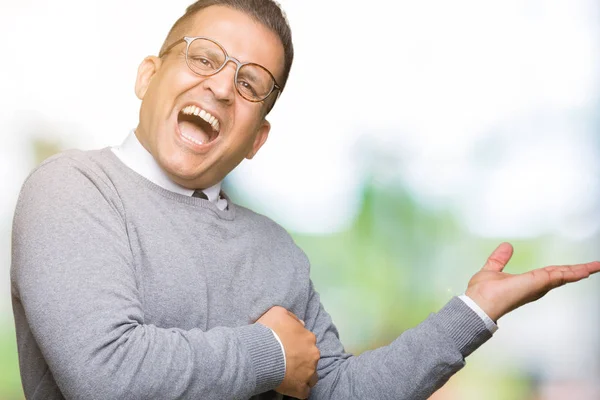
left=16, top=148, right=124, bottom=218
left=26, top=148, right=113, bottom=190
left=19, top=148, right=122, bottom=201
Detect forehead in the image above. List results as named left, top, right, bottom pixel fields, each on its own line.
left=184, top=5, right=285, bottom=80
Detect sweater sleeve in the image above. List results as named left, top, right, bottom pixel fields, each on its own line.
left=305, top=280, right=492, bottom=400
left=10, top=156, right=285, bottom=400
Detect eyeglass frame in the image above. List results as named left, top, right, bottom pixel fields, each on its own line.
left=158, top=36, right=282, bottom=103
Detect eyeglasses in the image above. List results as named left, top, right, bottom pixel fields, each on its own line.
left=159, top=36, right=282, bottom=103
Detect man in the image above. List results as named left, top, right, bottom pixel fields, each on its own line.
left=10, top=1, right=599, bottom=399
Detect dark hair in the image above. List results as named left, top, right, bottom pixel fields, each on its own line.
left=160, top=0, right=294, bottom=92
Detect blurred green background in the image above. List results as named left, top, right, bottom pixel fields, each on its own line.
left=1, top=136, right=599, bottom=399
left=2, top=0, right=600, bottom=399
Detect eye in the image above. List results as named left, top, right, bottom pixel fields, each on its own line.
left=190, top=57, right=214, bottom=68
left=238, top=80, right=259, bottom=97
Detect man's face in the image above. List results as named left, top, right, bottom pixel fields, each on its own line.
left=134, top=5, right=285, bottom=189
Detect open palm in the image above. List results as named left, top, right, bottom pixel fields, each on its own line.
left=465, top=242, right=600, bottom=322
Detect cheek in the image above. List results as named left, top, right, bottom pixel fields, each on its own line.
left=150, top=69, right=198, bottom=115
left=237, top=103, right=265, bottom=130
left=233, top=119, right=262, bottom=151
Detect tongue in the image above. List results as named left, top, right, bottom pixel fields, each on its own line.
left=179, top=120, right=210, bottom=144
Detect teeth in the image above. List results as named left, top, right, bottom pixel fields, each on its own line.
left=181, top=132, right=205, bottom=145
left=181, top=105, right=221, bottom=133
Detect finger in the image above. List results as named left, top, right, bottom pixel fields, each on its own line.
left=482, top=242, right=514, bottom=272
left=547, top=269, right=585, bottom=289
left=499, top=261, right=600, bottom=312
left=286, top=310, right=304, bottom=325
left=547, top=261, right=600, bottom=273
left=544, top=263, right=595, bottom=284
left=256, top=305, right=285, bottom=321
left=525, top=265, right=589, bottom=295
left=308, top=372, right=319, bottom=388
left=547, top=263, right=595, bottom=275
left=299, top=384, right=311, bottom=399
left=586, top=261, right=600, bottom=274
left=575, top=261, right=600, bottom=276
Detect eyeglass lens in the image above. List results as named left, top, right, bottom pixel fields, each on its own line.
left=186, top=38, right=275, bottom=101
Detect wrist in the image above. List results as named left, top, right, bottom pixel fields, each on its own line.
left=459, top=294, right=498, bottom=333
left=464, top=289, right=502, bottom=322
left=236, top=324, right=286, bottom=393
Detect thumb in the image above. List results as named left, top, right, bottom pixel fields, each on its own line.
left=482, top=242, right=514, bottom=272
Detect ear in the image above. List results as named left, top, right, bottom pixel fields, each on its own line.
left=245, top=119, right=271, bottom=160
left=135, top=56, right=162, bottom=100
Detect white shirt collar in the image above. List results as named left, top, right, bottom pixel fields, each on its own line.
left=111, top=131, right=224, bottom=204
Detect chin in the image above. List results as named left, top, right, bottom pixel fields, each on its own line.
left=166, top=157, right=202, bottom=180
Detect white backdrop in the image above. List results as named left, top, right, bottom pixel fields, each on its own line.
left=1, top=0, right=598, bottom=235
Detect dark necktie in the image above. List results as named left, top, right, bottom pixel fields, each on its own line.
left=192, top=190, right=208, bottom=200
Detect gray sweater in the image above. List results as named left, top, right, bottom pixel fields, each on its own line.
left=11, top=148, right=491, bottom=400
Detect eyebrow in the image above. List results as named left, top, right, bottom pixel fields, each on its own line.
left=239, top=67, right=261, bottom=84
left=197, top=47, right=224, bottom=60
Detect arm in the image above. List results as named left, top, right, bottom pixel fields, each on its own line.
left=305, top=244, right=599, bottom=400
left=305, top=282, right=489, bottom=400
left=11, top=157, right=284, bottom=400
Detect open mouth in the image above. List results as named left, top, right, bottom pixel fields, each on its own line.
left=177, top=105, right=221, bottom=146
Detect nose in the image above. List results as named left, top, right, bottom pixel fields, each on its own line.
left=202, top=60, right=237, bottom=104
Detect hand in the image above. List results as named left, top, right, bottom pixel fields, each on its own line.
left=466, top=242, right=600, bottom=322
left=256, top=306, right=320, bottom=399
